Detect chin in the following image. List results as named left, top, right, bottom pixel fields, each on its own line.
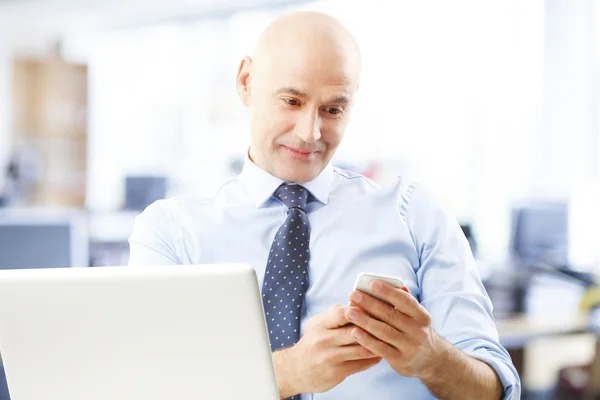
left=277, top=165, right=320, bottom=183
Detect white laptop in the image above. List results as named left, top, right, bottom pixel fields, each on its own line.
left=0, top=264, right=280, bottom=400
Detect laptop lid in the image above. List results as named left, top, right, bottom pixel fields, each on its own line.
left=0, top=264, right=279, bottom=400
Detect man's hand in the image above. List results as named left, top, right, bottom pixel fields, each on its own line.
left=345, top=281, right=503, bottom=400
left=274, top=304, right=382, bottom=398
left=344, top=281, right=442, bottom=379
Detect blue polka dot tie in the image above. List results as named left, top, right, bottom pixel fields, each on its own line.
left=262, top=184, right=311, bottom=399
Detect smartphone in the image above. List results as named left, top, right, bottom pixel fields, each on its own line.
left=350, top=272, right=405, bottom=306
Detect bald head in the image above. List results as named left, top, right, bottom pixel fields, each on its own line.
left=252, top=11, right=361, bottom=83
left=237, top=11, right=362, bottom=183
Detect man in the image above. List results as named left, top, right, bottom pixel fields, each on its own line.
left=129, top=10, right=520, bottom=400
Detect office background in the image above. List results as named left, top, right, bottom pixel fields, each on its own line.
left=0, top=0, right=600, bottom=399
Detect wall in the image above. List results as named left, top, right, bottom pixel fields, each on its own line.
left=537, top=0, right=597, bottom=194
left=81, top=0, right=600, bottom=264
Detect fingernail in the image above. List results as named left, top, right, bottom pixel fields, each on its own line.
left=347, top=310, right=358, bottom=321
left=353, top=329, right=364, bottom=339
left=350, top=292, right=363, bottom=303
left=371, top=280, right=383, bottom=293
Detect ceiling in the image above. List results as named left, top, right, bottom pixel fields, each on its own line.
left=0, top=0, right=303, bottom=54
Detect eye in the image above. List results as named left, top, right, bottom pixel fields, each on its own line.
left=284, top=99, right=300, bottom=106
left=326, top=107, right=342, bottom=115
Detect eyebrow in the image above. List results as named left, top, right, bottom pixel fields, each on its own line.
left=275, top=87, right=309, bottom=98
left=275, top=87, right=350, bottom=105
left=327, top=95, right=350, bottom=106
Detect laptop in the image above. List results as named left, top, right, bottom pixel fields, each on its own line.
left=0, top=264, right=280, bottom=400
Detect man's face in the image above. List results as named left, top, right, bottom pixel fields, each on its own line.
left=238, top=46, right=359, bottom=183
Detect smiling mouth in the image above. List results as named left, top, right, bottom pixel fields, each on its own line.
left=281, top=145, right=318, bottom=160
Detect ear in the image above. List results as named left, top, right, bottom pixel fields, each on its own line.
left=236, top=56, right=252, bottom=107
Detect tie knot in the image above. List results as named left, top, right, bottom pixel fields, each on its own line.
left=273, top=184, right=309, bottom=211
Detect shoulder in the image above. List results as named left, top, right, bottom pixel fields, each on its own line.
left=135, top=177, right=245, bottom=224
left=332, top=166, right=380, bottom=188
left=329, top=167, right=446, bottom=221
left=330, top=167, right=380, bottom=199
left=330, top=166, right=429, bottom=209
left=389, top=177, right=452, bottom=223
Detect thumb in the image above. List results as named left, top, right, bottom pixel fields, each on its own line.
left=321, top=303, right=350, bottom=329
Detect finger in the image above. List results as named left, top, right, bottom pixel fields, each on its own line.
left=369, top=281, right=422, bottom=319
left=328, top=325, right=362, bottom=346
left=345, top=306, right=403, bottom=348
left=335, top=344, right=378, bottom=361
left=321, top=304, right=351, bottom=329
left=349, top=290, right=416, bottom=334
left=340, top=357, right=383, bottom=377
left=350, top=327, right=397, bottom=360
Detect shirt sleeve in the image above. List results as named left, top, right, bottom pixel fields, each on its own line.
left=128, top=200, right=181, bottom=266
left=403, top=182, right=521, bottom=399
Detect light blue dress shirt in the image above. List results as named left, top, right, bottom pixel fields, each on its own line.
left=128, top=155, right=520, bottom=399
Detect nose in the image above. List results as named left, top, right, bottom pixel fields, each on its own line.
left=295, top=109, right=321, bottom=143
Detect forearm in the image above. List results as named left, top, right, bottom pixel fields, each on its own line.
left=272, top=348, right=301, bottom=399
left=420, top=337, right=503, bottom=400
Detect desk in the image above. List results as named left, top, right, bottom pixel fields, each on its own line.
left=497, top=312, right=597, bottom=396
left=497, top=313, right=589, bottom=349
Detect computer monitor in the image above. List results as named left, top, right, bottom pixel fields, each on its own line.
left=124, top=175, right=167, bottom=211
left=509, top=201, right=569, bottom=267
left=0, top=209, right=89, bottom=270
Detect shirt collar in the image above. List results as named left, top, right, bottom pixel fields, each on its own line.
left=238, top=150, right=334, bottom=208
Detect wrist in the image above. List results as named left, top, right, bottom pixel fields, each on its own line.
left=415, top=335, right=504, bottom=400
left=273, top=346, right=301, bottom=398
left=417, top=334, right=452, bottom=385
